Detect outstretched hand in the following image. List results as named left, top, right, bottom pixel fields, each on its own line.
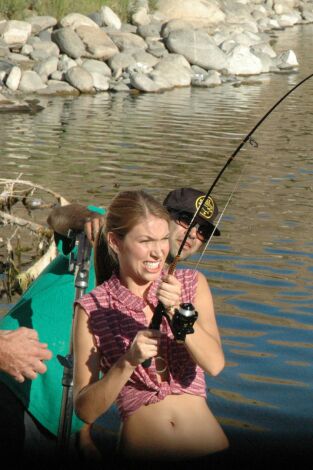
left=0, top=327, right=52, bottom=382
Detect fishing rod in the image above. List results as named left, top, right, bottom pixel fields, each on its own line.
left=174, top=71, right=313, bottom=264
left=144, top=71, right=313, bottom=356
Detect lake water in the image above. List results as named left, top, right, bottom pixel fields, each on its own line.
left=1, top=23, right=312, bottom=463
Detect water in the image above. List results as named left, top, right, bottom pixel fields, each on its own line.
left=1, top=24, right=313, bottom=459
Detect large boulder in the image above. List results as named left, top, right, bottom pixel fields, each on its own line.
left=155, top=0, right=225, bottom=27
left=165, top=29, right=228, bottom=71
left=2, top=21, right=32, bottom=46
left=75, top=25, right=119, bottom=60
left=226, top=45, right=263, bottom=75
left=51, top=28, right=85, bottom=59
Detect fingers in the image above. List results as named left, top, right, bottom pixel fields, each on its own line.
left=84, top=216, right=105, bottom=244
left=13, top=373, right=25, bottom=383
left=127, top=330, right=161, bottom=366
left=5, top=327, right=52, bottom=381
left=157, top=274, right=181, bottom=309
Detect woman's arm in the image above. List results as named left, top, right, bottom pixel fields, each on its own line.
left=157, top=271, right=224, bottom=376
left=73, top=305, right=160, bottom=423
left=184, top=271, right=225, bottom=376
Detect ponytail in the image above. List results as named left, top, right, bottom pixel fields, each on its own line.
left=94, top=226, right=118, bottom=285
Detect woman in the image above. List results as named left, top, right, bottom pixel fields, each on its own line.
left=73, top=190, right=228, bottom=462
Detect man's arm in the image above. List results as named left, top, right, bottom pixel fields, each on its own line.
left=0, top=328, right=52, bottom=382
left=47, top=204, right=105, bottom=243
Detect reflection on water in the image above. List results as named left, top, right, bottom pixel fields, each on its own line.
left=1, top=23, right=313, bottom=459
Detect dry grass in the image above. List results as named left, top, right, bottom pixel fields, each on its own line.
left=0, top=0, right=147, bottom=22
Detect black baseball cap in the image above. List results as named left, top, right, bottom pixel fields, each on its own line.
left=163, top=187, right=220, bottom=236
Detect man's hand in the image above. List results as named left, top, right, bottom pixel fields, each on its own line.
left=47, top=203, right=105, bottom=244
left=84, top=215, right=105, bottom=245
left=0, top=328, right=52, bottom=382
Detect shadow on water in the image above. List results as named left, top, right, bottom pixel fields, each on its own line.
left=1, top=23, right=313, bottom=467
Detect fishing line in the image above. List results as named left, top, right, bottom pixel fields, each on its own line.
left=195, top=167, right=247, bottom=270
left=194, top=135, right=258, bottom=269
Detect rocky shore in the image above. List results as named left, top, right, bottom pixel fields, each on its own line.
left=0, top=0, right=312, bottom=110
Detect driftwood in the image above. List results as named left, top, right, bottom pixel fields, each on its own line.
left=0, top=210, right=53, bottom=236
left=0, top=176, right=70, bottom=299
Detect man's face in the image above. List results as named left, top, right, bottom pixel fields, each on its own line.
left=168, top=218, right=203, bottom=262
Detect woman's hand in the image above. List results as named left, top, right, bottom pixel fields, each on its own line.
left=157, top=274, right=181, bottom=317
left=125, top=330, right=161, bottom=367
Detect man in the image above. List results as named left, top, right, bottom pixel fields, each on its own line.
left=0, top=187, right=220, bottom=463
left=163, top=187, right=220, bottom=264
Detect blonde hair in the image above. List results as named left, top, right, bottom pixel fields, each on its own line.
left=94, top=190, right=170, bottom=285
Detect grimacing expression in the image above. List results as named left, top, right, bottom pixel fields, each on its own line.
left=109, top=214, right=170, bottom=286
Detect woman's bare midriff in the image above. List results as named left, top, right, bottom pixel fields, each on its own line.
left=119, top=393, right=229, bottom=460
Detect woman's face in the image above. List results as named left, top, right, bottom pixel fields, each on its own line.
left=110, top=214, right=170, bottom=286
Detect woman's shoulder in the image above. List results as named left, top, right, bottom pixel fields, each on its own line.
left=76, top=280, right=111, bottom=311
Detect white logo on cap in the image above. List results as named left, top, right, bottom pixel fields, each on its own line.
left=195, top=196, right=214, bottom=220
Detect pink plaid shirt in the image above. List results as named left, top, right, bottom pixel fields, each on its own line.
left=76, top=269, right=206, bottom=421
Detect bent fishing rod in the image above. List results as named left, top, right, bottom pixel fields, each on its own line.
left=144, top=71, right=313, bottom=355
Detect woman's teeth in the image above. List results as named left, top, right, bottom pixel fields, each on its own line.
left=145, top=261, right=160, bottom=269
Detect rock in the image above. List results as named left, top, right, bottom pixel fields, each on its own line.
left=146, top=39, right=169, bottom=58
left=19, top=70, right=47, bottom=92
left=221, top=1, right=255, bottom=24
left=152, top=58, right=191, bottom=87
left=165, top=29, right=228, bottom=71
left=58, top=54, right=77, bottom=73
left=33, top=56, right=58, bottom=80
left=8, top=52, right=33, bottom=64
left=100, top=6, right=122, bottom=30
left=21, top=44, right=33, bottom=56
left=64, top=65, right=94, bottom=92
left=2, top=21, right=32, bottom=46
left=5, top=66, right=22, bottom=91
left=75, top=26, right=118, bottom=60
left=275, top=49, right=299, bottom=69
left=227, top=45, right=263, bottom=75
left=108, top=31, right=148, bottom=51
left=51, top=28, right=85, bottom=59
left=82, top=59, right=112, bottom=77
left=276, top=11, right=302, bottom=27
left=108, top=52, right=137, bottom=76
left=36, top=79, right=80, bottom=96
left=191, top=69, right=222, bottom=87
left=130, top=72, right=165, bottom=92
left=27, top=16, right=57, bottom=35
left=161, top=19, right=191, bottom=39
left=0, top=59, right=15, bottom=75
left=132, top=8, right=151, bottom=26
left=132, top=50, right=159, bottom=67
left=156, top=0, right=225, bottom=27
left=137, top=22, right=163, bottom=40
left=59, top=13, right=99, bottom=30
left=90, top=72, right=110, bottom=91
left=30, top=40, right=60, bottom=61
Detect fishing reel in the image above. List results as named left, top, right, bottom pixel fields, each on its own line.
left=171, top=303, right=198, bottom=343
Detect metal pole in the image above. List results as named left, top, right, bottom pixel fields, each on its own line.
left=56, top=230, right=92, bottom=464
